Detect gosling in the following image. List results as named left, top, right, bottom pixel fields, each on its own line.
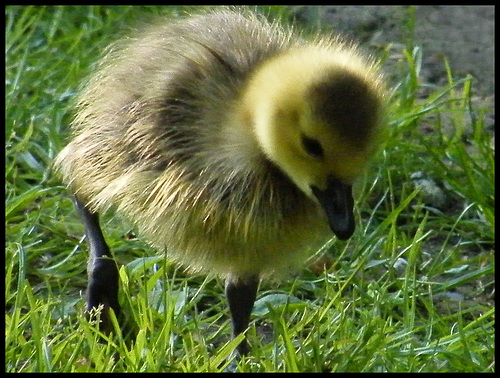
left=54, top=8, right=386, bottom=356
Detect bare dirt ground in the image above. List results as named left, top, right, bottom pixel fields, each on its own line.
left=291, top=6, right=494, bottom=100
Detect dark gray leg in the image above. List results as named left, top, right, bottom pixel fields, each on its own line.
left=225, top=275, right=259, bottom=356
left=73, top=195, right=120, bottom=331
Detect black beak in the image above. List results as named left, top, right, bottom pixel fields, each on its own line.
left=311, top=176, right=355, bottom=240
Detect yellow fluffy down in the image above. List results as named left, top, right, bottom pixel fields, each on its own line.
left=54, top=8, right=386, bottom=281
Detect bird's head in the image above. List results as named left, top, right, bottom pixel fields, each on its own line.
left=242, top=46, right=386, bottom=240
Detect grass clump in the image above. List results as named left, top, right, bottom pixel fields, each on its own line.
left=5, top=5, right=494, bottom=372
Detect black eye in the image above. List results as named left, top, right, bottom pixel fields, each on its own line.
left=301, top=134, right=324, bottom=159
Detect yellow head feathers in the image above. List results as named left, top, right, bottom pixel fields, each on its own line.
left=242, top=45, right=385, bottom=200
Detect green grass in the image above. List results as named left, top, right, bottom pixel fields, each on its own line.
left=5, top=5, right=494, bottom=372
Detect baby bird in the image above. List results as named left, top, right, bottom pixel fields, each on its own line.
left=54, top=8, right=386, bottom=356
